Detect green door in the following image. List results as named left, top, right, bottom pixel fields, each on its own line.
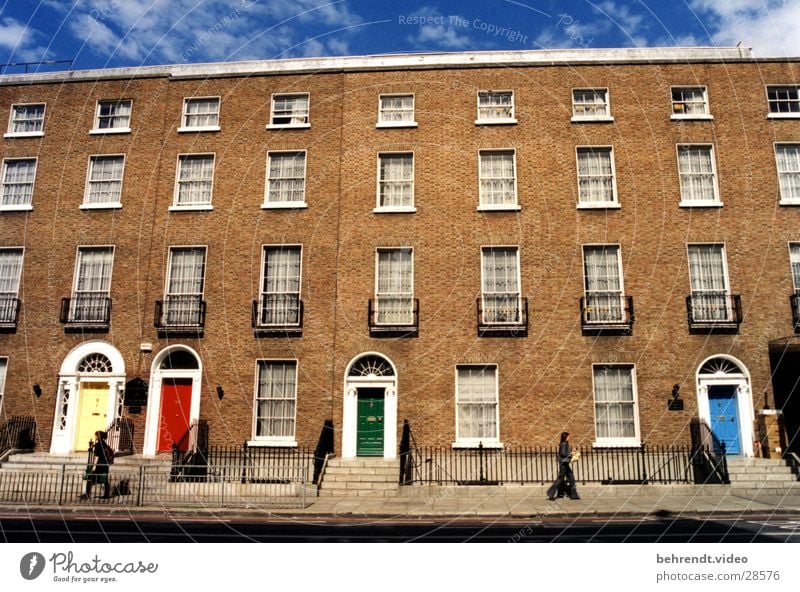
left=357, top=388, right=384, bottom=457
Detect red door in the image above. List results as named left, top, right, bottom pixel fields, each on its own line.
left=157, top=378, right=193, bottom=452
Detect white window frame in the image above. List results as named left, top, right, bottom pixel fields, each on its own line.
left=5, top=103, right=45, bottom=138
left=377, top=93, right=417, bottom=128
left=178, top=96, right=221, bottom=133
left=0, top=158, right=37, bottom=211
left=790, top=242, right=800, bottom=292
left=677, top=144, right=721, bottom=207
left=70, top=245, right=115, bottom=323
left=82, top=154, right=125, bottom=209
left=687, top=242, right=733, bottom=322
left=478, top=149, right=520, bottom=211
left=163, top=246, right=207, bottom=326
left=575, top=146, right=619, bottom=209
left=267, top=93, right=310, bottom=129
left=250, top=359, right=299, bottom=447
left=571, top=88, right=613, bottom=123
left=90, top=100, right=132, bottom=135
left=453, top=364, right=502, bottom=448
left=374, top=247, right=414, bottom=326
left=0, top=248, right=23, bottom=326
left=258, top=245, right=303, bottom=328
left=0, top=357, right=7, bottom=418
left=592, top=363, right=641, bottom=447
left=171, top=153, right=215, bottom=211
left=670, top=86, right=712, bottom=120
left=767, top=85, right=800, bottom=119
left=263, top=150, right=308, bottom=209
left=480, top=246, right=522, bottom=325
left=475, top=90, right=517, bottom=125
left=375, top=152, right=416, bottom=213
left=582, top=244, right=626, bottom=323
left=774, top=142, right=800, bottom=206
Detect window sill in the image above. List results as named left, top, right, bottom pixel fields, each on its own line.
left=3, top=132, right=43, bottom=139
left=452, top=441, right=503, bottom=449
left=246, top=440, right=298, bottom=448
left=779, top=199, right=800, bottom=206
left=477, top=204, right=521, bottom=212
left=89, top=128, right=131, bottom=135
left=577, top=202, right=621, bottom=210
left=571, top=116, right=614, bottom=123
left=373, top=206, right=417, bottom=214
left=670, top=114, right=713, bottom=121
left=177, top=126, right=221, bottom=133
left=0, top=205, right=33, bottom=212
left=261, top=202, right=308, bottom=210
left=593, top=440, right=641, bottom=448
left=474, top=118, right=517, bottom=126
left=767, top=113, right=800, bottom=119
left=376, top=121, right=418, bottom=128
left=266, top=123, right=310, bottom=130
left=169, top=204, right=214, bottom=212
left=80, top=203, right=123, bottom=210
left=679, top=200, right=723, bottom=208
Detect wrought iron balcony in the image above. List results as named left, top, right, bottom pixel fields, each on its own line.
left=580, top=294, right=634, bottom=335
left=252, top=295, right=303, bottom=336
left=368, top=298, right=419, bottom=337
left=477, top=296, right=528, bottom=337
left=0, top=296, right=21, bottom=331
left=60, top=295, right=111, bottom=331
left=155, top=295, right=206, bottom=335
left=792, top=293, right=800, bottom=334
left=686, top=292, right=742, bottom=334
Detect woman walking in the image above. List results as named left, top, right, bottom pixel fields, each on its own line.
left=546, top=432, right=580, bottom=500
left=80, top=431, right=111, bottom=500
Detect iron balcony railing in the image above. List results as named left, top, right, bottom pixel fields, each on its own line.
left=791, top=293, right=800, bottom=334
left=686, top=292, right=742, bottom=333
left=477, top=296, right=528, bottom=336
left=252, top=295, right=303, bottom=336
left=580, top=294, right=634, bottom=335
left=106, top=417, right=134, bottom=454
left=0, top=416, right=36, bottom=457
left=60, top=295, right=112, bottom=329
left=368, top=297, right=419, bottom=336
left=0, top=295, right=21, bottom=330
left=155, top=295, right=206, bottom=332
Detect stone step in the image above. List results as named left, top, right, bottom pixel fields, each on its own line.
left=319, top=473, right=398, bottom=483
left=323, top=467, right=399, bottom=477
left=318, top=488, right=397, bottom=497
left=326, top=458, right=400, bottom=469
left=729, top=472, right=796, bottom=482
left=726, top=458, right=789, bottom=467
left=727, top=465, right=794, bottom=475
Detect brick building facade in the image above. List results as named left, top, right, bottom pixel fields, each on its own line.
left=0, top=47, right=798, bottom=460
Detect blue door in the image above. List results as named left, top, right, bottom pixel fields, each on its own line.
left=708, top=385, right=741, bottom=455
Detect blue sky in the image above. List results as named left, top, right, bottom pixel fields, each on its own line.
left=0, top=1, right=796, bottom=73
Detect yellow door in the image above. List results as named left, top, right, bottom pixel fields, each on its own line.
left=74, top=382, right=109, bottom=451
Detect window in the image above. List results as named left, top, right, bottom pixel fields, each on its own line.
left=164, top=247, right=206, bottom=327
left=671, top=86, right=710, bottom=119
left=377, top=153, right=414, bottom=211
left=455, top=365, right=499, bottom=445
left=687, top=244, right=732, bottom=321
left=476, top=91, right=516, bottom=124
left=179, top=97, right=220, bottom=131
left=375, top=248, right=413, bottom=325
left=265, top=151, right=307, bottom=207
left=576, top=147, right=618, bottom=207
left=173, top=154, right=214, bottom=209
left=69, top=247, right=114, bottom=323
left=677, top=145, right=720, bottom=206
left=5, top=103, right=45, bottom=137
left=791, top=243, right=800, bottom=292
left=1, top=159, right=37, bottom=210
left=268, top=93, right=309, bottom=128
left=378, top=94, right=416, bottom=127
left=0, top=248, right=23, bottom=326
left=775, top=144, right=800, bottom=204
left=571, top=89, right=612, bottom=121
left=258, top=246, right=302, bottom=327
left=253, top=360, right=297, bottom=443
left=0, top=357, right=6, bottom=417
left=92, top=100, right=132, bottom=132
left=593, top=364, right=639, bottom=445
left=481, top=247, right=521, bottom=324
left=767, top=85, right=800, bottom=116
left=84, top=155, right=124, bottom=208
left=479, top=150, right=518, bottom=210
left=583, top=245, right=624, bottom=322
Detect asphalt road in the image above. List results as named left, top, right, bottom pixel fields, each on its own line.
left=1, top=514, right=799, bottom=542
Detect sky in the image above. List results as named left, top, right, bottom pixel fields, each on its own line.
left=0, top=0, right=797, bottom=73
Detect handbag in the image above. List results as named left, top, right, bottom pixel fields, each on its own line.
left=571, top=451, right=581, bottom=463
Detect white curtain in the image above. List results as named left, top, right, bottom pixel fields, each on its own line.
left=177, top=155, right=214, bottom=205
left=457, top=366, right=498, bottom=440
left=594, top=366, right=636, bottom=439
left=261, top=247, right=301, bottom=325
left=169, top=248, right=205, bottom=295
left=380, top=95, right=414, bottom=122
left=577, top=148, right=614, bottom=203
left=376, top=248, right=413, bottom=324
left=672, top=88, right=706, bottom=115
left=2, top=159, right=36, bottom=205
left=482, top=247, right=519, bottom=323
left=776, top=144, right=800, bottom=200
left=98, top=101, right=131, bottom=129
left=478, top=92, right=512, bottom=119
left=791, top=244, right=800, bottom=291
left=678, top=146, right=716, bottom=202
left=184, top=98, right=219, bottom=127
left=12, top=105, right=44, bottom=133
left=0, top=249, right=23, bottom=296
left=256, top=361, right=296, bottom=439
left=73, top=247, right=113, bottom=321
left=273, top=95, right=308, bottom=125
left=584, top=246, right=622, bottom=321
left=87, top=156, right=124, bottom=204
left=267, top=152, right=305, bottom=203
left=573, top=90, right=608, bottom=116
left=379, top=154, right=413, bottom=207
left=480, top=151, right=515, bottom=206
left=688, top=244, right=729, bottom=320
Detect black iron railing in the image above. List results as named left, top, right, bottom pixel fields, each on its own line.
left=313, top=420, right=335, bottom=484
left=399, top=419, right=419, bottom=484
left=368, top=298, right=419, bottom=336
left=477, top=296, right=528, bottom=336
left=580, top=294, right=634, bottom=335
left=686, top=292, right=742, bottom=333
left=155, top=296, right=206, bottom=332
left=689, top=417, right=730, bottom=484
left=0, top=296, right=21, bottom=329
left=106, top=417, right=134, bottom=454
left=60, top=296, right=112, bottom=329
left=252, top=296, right=303, bottom=335
left=170, top=420, right=209, bottom=481
left=0, top=416, right=36, bottom=457
left=791, top=293, right=800, bottom=334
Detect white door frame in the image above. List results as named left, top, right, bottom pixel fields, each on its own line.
left=143, top=345, right=202, bottom=457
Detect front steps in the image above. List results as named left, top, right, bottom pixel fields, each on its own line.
left=318, top=458, right=400, bottom=497
left=0, top=452, right=172, bottom=475
left=725, top=457, right=800, bottom=495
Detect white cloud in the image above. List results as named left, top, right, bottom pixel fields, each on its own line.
left=0, top=17, right=49, bottom=62
left=404, top=7, right=475, bottom=51
left=691, top=0, right=800, bottom=56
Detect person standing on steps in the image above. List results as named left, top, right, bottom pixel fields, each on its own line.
left=80, top=431, right=111, bottom=500
left=546, top=431, right=580, bottom=500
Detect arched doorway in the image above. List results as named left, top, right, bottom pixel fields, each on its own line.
left=143, top=345, right=202, bottom=456
left=696, top=355, right=754, bottom=456
left=50, top=341, right=125, bottom=454
left=342, top=353, right=398, bottom=459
